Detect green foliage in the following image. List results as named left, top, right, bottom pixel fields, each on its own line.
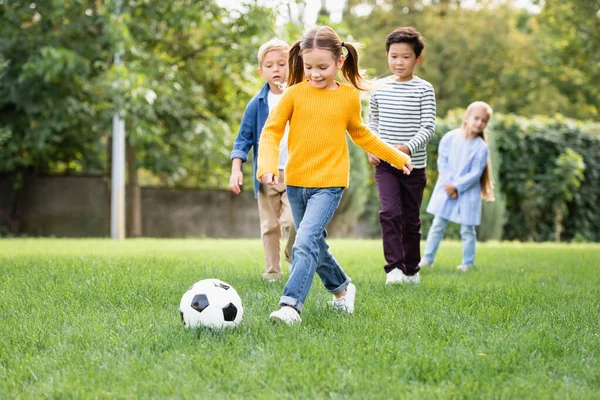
left=0, top=1, right=276, bottom=187
left=550, top=148, right=585, bottom=241
left=491, top=115, right=599, bottom=242
left=100, top=1, right=277, bottom=187
left=0, top=1, right=111, bottom=175
left=362, top=112, right=599, bottom=242
left=478, top=122, right=507, bottom=242
left=343, top=1, right=590, bottom=119
left=428, top=113, right=599, bottom=242
left=535, top=0, right=600, bottom=118
left=329, top=138, right=370, bottom=236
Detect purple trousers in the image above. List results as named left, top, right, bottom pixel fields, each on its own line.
left=375, top=163, right=427, bottom=276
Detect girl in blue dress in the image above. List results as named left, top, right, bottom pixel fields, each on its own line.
left=420, top=101, right=495, bottom=272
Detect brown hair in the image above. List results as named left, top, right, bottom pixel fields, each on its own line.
left=385, top=27, right=425, bottom=57
left=287, top=26, right=369, bottom=91
left=462, top=101, right=495, bottom=201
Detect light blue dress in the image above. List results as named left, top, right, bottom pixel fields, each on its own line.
left=426, top=129, right=489, bottom=226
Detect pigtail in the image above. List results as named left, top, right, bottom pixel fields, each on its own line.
left=341, top=42, right=370, bottom=91
left=287, top=40, right=304, bottom=87
left=292, top=26, right=371, bottom=91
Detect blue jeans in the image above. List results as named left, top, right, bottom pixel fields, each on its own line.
left=281, top=186, right=351, bottom=312
left=423, top=215, right=476, bottom=267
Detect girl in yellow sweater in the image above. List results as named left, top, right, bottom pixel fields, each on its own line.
left=257, top=26, right=412, bottom=325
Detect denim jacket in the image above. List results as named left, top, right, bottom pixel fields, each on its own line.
left=230, top=83, right=271, bottom=199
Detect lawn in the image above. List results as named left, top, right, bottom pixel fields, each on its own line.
left=1, top=239, right=599, bottom=399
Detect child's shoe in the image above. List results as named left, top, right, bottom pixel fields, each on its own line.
left=269, top=306, right=302, bottom=325
left=456, top=264, right=474, bottom=272
left=328, top=283, right=356, bottom=313
left=262, top=272, right=283, bottom=282
left=404, top=272, right=420, bottom=284
left=385, top=268, right=406, bottom=285
left=418, top=258, right=432, bottom=268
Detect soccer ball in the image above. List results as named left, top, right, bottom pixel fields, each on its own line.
left=179, top=279, right=243, bottom=328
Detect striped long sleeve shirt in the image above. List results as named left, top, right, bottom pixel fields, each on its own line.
left=367, top=76, right=436, bottom=169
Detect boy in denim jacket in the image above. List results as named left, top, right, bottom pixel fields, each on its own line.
left=229, top=39, right=295, bottom=281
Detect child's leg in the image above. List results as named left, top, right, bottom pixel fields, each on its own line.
left=257, top=183, right=284, bottom=279
left=315, top=230, right=350, bottom=295
left=280, top=183, right=296, bottom=265
left=399, top=168, right=427, bottom=275
left=423, top=215, right=449, bottom=264
left=460, top=225, right=477, bottom=267
left=374, top=162, right=404, bottom=273
left=279, top=187, right=344, bottom=313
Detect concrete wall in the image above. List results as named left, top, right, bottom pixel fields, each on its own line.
left=141, top=187, right=259, bottom=238
left=0, top=176, right=260, bottom=238
left=0, top=175, right=375, bottom=238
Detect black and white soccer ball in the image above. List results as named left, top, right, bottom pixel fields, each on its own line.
left=179, top=279, right=243, bottom=328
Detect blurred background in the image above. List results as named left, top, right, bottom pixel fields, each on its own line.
left=0, top=0, right=598, bottom=241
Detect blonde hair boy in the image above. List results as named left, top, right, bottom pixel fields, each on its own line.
left=229, top=38, right=295, bottom=281
left=257, top=39, right=289, bottom=66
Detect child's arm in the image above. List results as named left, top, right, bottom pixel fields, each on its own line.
left=405, top=85, right=436, bottom=155
left=229, top=101, right=258, bottom=194
left=229, top=159, right=245, bottom=194
left=256, top=92, right=293, bottom=183
left=366, top=92, right=380, bottom=137
left=437, top=133, right=451, bottom=183
left=366, top=93, right=382, bottom=166
left=453, top=146, right=489, bottom=194
left=347, top=92, right=411, bottom=172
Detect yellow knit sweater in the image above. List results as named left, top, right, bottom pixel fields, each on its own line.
left=257, top=80, right=410, bottom=188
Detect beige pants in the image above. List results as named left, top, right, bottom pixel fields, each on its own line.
left=257, top=169, right=296, bottom=278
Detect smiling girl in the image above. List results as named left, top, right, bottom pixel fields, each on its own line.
left=257, top=26, right=412, bottom=325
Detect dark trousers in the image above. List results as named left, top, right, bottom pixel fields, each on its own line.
left=375, top=163, right=427, bottom=275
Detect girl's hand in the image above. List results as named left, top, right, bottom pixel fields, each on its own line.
left=259, top=173, right=279, bottom=185
left=402, top=158, right=413, bottom=175
left=367, top=153, right=381, bottom=166
left=444, top=184, right=458, bottom=198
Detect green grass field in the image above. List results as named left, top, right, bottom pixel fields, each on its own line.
left=1, top=239, right=599, bottom=399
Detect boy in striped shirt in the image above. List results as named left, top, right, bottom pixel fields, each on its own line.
left=367, top=26, right=436, bottom=285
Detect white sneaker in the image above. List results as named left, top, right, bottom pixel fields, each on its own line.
left=418, top=259, right=432, bottom=268
left=328, top=283, right=356, bottom=314
left=385, top=268, right=406, bottom=285
left=262, top=272, right=283, bottom=281
left=404, top=272, right=420, bottom=284
left=456, top=264, right=473, bottom=272
left=269, top=306, right=302, bottom=325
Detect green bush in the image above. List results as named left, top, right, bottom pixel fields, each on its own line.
left=360, top=112, right=600, bottom=242
left=494, top=115, right=598, bottom=241
left=329, top=138, right=370, bottom=236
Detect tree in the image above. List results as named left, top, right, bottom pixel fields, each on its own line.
left=102, top=1, right=276, bottom=189
left=342, top=0, right=587, bottom=118
left=534, top=0, right=600, bottom=118
left=0, top=1, right=276, bottom=186
left=0, top=1, right=112, bottom=178
left=0, top=0, right=276, bottom=236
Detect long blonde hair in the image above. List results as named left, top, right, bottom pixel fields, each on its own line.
left=287, top=26, right=369, bottom=91
left=462, top=101, right=495, bottom=201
